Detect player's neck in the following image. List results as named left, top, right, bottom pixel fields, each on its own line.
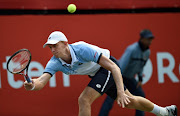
left=60, top=47, right=72, bottom=64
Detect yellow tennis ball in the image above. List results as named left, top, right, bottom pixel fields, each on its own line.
left=67, top=4, right=76, bottom=13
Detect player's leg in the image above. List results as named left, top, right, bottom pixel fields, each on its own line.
left=124, top=89, right=153, bottom=111
left=124, top=77, right=145, bottom=116
left=78, top=86, right=101, bottom=116
left=124, top=89, right=177, bottom=116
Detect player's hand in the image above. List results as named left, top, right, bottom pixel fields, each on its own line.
left=136, top=81, right=142, bottom=88
left=24, top=79, right=35, bottom=91
left=117, top=92, right=134, bottom=108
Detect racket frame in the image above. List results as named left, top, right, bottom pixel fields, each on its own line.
left=6, top=49, right=32, bottom=83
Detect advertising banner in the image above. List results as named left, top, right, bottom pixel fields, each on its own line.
left=0, top=13, right=179, bottom=116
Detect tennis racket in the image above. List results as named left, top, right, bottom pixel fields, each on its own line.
left=6, top=49, right=32, bottom=83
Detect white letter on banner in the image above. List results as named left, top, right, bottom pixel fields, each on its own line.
left=157, top=52, right=179, bottom=83
left=49, top=75, right=56, bottom=87
left=3, top=56, right=23, bottom=89
left=28, top=61, right=44, bottom=78
left=63, top=73, right=70, bottom=87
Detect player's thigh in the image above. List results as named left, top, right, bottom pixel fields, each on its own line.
left=79, top=86, right=101, bottom=104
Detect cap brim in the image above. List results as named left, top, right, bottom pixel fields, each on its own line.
left=143, top=34, right=154, bottom=39
left=43, top=40, right=60, bottom=48
left=146, top=35, right=154, bottom=39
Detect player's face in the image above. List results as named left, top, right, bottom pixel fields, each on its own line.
left=48, top=41, right=67, bottom=58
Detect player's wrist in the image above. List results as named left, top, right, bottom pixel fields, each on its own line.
left=117, top=89, right=125, bottom=95
left=30, top=84, right=35, bottom=90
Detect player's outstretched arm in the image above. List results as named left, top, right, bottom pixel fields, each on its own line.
left=99, top=55, right=133, bottom=108
left=24, top=73, right=51, bottom=91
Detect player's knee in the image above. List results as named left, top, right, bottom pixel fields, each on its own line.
left=78, top=95, right=90, bottom=107
left=125, top=97, right=137, bottom=109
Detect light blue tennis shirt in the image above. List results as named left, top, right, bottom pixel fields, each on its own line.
left=44, top=41, right=110, bottom=76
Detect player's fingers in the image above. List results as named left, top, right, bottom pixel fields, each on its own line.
left=24, top=81, right=32, bottom=86
left=127, top=95, right=134, bottom=100
left=117, top=100, right=121, bottom=107
left=31, top=79, right=34, bottom=84
left=126, top=97, right=131, bottom=103
left=24, top=81, right=28, bottom=85
left=123, top=98, right=128, bottom=105
left=24, top=79, right=34, bottom=84
left=121, top=100, right=125, bottom=108
left=124, top=96, right=130, bottom=106
left=125, top=95, right=131, bottom=103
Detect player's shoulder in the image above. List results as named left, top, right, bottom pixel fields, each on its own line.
left=70, top=41, right=93, bottom=51
left=46, top=56, right=63, bottom=69
left=48, top=56, right=60, bottom=64
left=71, top=41, right=87, bottom=46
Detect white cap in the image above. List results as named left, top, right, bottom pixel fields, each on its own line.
left=43, top=31, right=68, bottom=48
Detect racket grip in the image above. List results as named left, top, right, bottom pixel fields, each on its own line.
left=24, top=74, right=32, bottom=83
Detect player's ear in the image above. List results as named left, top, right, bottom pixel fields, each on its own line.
left=63, top=41, right=68, bottom=45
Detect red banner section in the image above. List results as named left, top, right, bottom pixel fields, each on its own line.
left=0, top=13, right=180, bottom=116
left=0, top=0, right=179, bottom=10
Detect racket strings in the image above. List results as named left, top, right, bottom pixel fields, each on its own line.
left=8, top=51, right=30, bottom=73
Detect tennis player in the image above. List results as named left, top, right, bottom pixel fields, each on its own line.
left=24, top=31, right=177, bottom=116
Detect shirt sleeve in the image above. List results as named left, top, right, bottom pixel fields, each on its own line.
left=78, top=45, right=102, bottom=63
left=118, top=47, right=133, bottom=73
left=44, top=59, right=59, bottom=76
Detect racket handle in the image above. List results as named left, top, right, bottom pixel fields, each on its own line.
left=24, top=74, right=32, bottom=83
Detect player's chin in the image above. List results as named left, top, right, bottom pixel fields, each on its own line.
left=53, top=53, right=59, bottom=58
left=54, top=54, right=60, bottom=58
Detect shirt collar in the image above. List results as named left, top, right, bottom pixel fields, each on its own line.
left=59, top=45, right=78, bottom=66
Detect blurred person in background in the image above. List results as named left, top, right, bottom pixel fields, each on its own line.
left=99, top=29, right=154, bottom=116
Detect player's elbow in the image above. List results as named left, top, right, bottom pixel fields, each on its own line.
left=109, top=63, right=120, bottom=73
